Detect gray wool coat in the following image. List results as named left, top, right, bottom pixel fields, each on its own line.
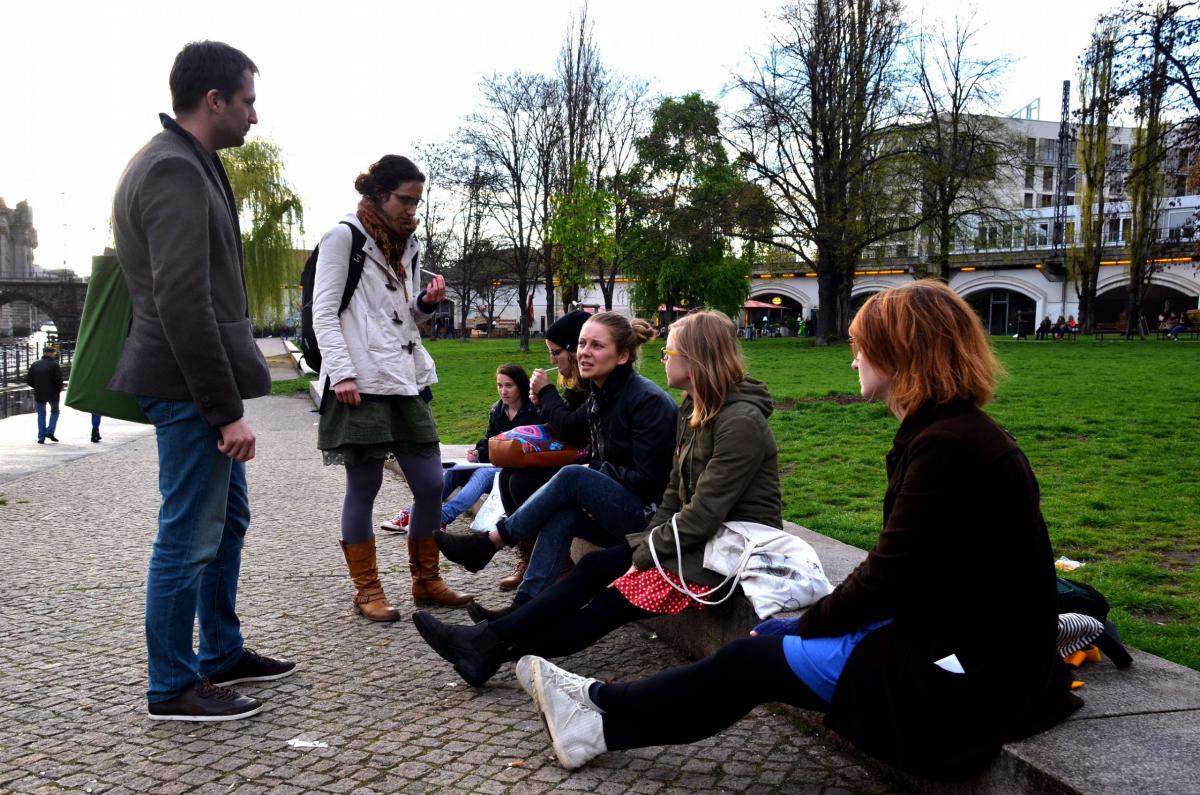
left=110, top=115, right=270, bottom=427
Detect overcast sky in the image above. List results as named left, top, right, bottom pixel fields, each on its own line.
left=1, top=0, right=1110, bottom=275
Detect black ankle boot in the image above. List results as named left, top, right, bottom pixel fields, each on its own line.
left=412, top=611, right=512, bottom=686
left=434, top=529, right=499, bottom=573
left=467, top=599, right=521, bottom=624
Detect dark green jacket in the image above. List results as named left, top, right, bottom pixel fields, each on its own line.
left=627, top=377, right=781, bottom=588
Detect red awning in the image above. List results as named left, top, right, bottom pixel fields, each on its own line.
left=743, top=299, right=777, bottom=309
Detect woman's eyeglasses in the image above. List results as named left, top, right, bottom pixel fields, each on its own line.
left=660, top=348, right=684, bottom=363
left=388, top=191, right=423, bottom=209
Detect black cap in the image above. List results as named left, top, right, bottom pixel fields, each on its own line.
left=546, top=310, right=590, bottom=353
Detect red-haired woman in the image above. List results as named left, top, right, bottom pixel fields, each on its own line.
left=514, top=281, right=1081, bottom=780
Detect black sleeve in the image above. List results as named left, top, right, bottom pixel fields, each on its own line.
left=475, top=403, right=504, bottom=463
left=597, top=388, right=677, bottom=505
left=798, top=433, right=963, bottom=637
left=536, top=385, right=590, bottom=446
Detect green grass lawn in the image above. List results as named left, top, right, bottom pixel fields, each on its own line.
left=424, top=335, right=1200, bottom=671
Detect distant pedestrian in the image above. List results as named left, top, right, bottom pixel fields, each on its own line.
left=111, top=41, right=295, bottom=723
left=1036, top=316, right=1051, bottom=341
left=25, top=346, right=63, bottom=443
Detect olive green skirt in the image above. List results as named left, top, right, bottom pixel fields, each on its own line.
left=318, top=393, right=440, bottom=466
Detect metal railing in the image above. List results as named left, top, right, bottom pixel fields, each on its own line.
left=0, top=342, right=75, bottom=388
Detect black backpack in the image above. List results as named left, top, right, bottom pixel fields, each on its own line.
left=299, top=221, right=368, bottom=374
left=1056, top=576, right=1134, bottom=668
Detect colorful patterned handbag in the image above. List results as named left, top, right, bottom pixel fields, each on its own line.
left=487, top=424, right=586, bottom=469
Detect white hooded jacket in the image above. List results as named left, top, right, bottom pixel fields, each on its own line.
left=312, top=214, right=438, bottom=395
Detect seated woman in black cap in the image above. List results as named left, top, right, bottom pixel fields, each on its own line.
left=489, top=309, right=593, bottom=589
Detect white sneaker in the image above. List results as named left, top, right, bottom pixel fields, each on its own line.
left=521, top=655, right=607, bottom=770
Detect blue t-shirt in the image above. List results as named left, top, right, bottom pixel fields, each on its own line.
left=782, top=619, right=893, bottom=702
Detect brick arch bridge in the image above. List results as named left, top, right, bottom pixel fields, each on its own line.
left=0, top=275, right=88, bottom=340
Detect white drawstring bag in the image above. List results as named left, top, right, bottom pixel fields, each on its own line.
left=468, top=471, right=505, bottom=534
left=649, top=515, right=833, bottom=619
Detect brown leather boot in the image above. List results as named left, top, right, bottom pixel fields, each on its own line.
left=497, top=540, right=533, bottom=590
left=339, top=539, right=401, bottom=622
left=410, top=537, right=474, bottom=608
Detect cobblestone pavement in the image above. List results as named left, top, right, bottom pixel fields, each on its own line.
left=0, top=395, right=904, bottom=794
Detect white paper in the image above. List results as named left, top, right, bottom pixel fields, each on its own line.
left=442, top=458, right=491, bottom=470
left=933, top=653, right=965, bottom=674
left=286, top=738, right=329, bottom=749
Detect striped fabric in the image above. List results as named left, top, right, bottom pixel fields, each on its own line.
left=1057, top=612, right=1105, bottom=657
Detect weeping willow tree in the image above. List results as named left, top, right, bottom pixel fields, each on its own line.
left=1071, top=26, right=1117, bottom=334
left=219, top=138, right=305, bottom=328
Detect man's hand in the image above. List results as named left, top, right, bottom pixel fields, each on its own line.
left=466, top=448, right=479, bottom=463
left=424, top=274, right=446, bottom=304
left=217, top=417, right=256, bottom=462
left=334, top=378, right=361, bottom=406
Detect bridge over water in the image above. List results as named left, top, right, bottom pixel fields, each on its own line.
left=0, top=273, right=87, bottom=341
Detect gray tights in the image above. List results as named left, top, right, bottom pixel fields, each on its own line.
left=341, top=452, right=444, bottom=542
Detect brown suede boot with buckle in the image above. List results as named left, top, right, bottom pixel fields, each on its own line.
left=340, top=539, right=401, bottom=622
left=498, top=540, right=534, bottom=590
left=410, top=537, right=474, bottom=608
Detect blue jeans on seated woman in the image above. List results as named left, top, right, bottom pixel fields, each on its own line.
left=496, top=464, right=647, bottom=602
left=440, top=465, right=498, bottom=525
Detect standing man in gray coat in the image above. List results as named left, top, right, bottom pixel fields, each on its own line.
left=111, top=41, right=295, bottom=722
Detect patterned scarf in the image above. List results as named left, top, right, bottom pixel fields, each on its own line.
left=356, top=198, right=411, bottom=302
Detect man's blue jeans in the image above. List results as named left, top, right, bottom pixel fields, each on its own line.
left=137, top=397, right=248, bottom=703
left=440, top=466, right=498, bottom=525
left=498, top=465, right=647, bottom=602
left=35, top=399, right=60, bottom=440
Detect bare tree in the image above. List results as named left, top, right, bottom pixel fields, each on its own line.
left=411, top=142, right=452, bottom=276
left=729, top=0, right=918, bottom=343
left=591, top=76, right=652, bottom=309
left=550, top=5, right=605, bottom=314
left=462, top=71, right=551, bottom=352
left=910, top=14, right=1019, bottom=282
left=474, top=253, right=519, bottom=336
left=530, top=77, right=565, bottom=329
left=441, top=147, right=499, bottom=340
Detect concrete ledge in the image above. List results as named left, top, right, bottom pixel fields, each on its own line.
left=636, top=520, right=1200, bottom=794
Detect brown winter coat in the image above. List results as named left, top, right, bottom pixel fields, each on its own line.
left=799, top=400, right=1080, bottom=779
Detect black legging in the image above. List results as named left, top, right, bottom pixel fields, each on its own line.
left=498, top=468, right=556, bottom=516
left=594, top=635, right=828, bottom=751
left=490, top=544, right=654, bottom=659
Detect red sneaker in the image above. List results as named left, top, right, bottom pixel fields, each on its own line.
left=380, top=509, right=410, bottom=533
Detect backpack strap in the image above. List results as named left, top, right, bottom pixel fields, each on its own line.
left=337, top=222, right=368, bottom=314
